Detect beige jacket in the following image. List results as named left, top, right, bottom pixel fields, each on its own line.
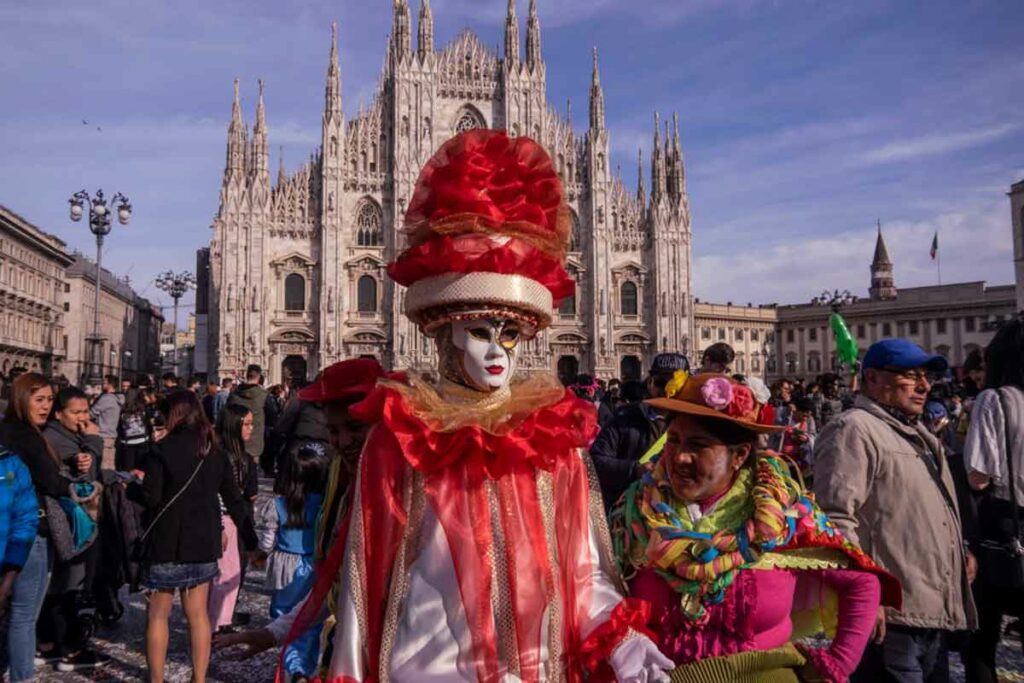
left=812, top=395, right=977, bottom=630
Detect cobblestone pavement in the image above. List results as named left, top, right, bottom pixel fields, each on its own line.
left=36, top=583, right=1024, bottom=682
left=29, top=476, right=1024, bottom=681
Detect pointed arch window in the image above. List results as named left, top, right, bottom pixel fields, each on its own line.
left=620, top=281, right=638, bottom=317
left=356, top=199, right=383, bottom=247
left=357, top=275, right=378, bottom=313
left=454, top=106, right=485, bottom=133
left=285, top=273, right=305, bottom=311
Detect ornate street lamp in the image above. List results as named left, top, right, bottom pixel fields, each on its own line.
left=155, top=270, right=196, bottom=376
left=69, top=189, right=132, bottom=386
left=812, top=289, right=857, bottom=313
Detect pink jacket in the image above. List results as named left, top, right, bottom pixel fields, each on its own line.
left=631, top=567, right=880, bottom=682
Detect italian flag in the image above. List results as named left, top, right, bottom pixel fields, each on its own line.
left=930, top=231, right=938, bottom=260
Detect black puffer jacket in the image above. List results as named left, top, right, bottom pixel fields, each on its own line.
left=589, top=402, right=665, bottom=511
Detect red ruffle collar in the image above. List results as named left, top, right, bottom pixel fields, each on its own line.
left=351, top=382, right=598, bottom=479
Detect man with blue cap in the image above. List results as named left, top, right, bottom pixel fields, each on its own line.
left=813, top=338, right=977, bottom=682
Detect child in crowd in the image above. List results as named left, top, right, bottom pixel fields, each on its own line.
left=256, top=441, right=328, bottom=682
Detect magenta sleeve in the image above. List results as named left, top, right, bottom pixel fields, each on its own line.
left=807, top=568, right=881, bottom=682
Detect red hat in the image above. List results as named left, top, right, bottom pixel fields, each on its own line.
left=297, top=358, right=386, bottom=404
left=388, top=130, right=574, bottom=334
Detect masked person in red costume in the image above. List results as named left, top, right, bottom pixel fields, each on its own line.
left=295, top=130, right=671, bottom=683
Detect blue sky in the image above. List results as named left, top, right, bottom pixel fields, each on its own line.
left=1, top=0, right=1021, bottom=320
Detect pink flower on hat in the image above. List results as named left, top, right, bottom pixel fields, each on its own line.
left=725, top=385, right=755, bottom=418
left=701, top=377, right=734, bottom=411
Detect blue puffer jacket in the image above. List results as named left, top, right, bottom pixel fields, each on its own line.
left=0, top=445, right=39, bottom=570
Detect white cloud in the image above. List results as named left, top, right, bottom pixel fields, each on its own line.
left=860, top=123, right=1019, bottom=165
left=693, top=197, right=1014, bottom=305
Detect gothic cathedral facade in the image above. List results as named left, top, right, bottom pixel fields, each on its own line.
left=207, top=0, right=693, bottom=386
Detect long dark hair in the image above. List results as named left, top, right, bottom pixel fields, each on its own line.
left=163, top=390, right=213, bottom=456
left=3, top=373, right=61, bottom=466
left=279, top=442, right=328, bottom=528
left=216, top=404, right=251, bottom=487
left=985, top=317, right=1024, bottom=390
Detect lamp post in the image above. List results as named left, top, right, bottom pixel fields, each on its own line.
left=122, top=349, right=133, bottom=386
left=69, top=189, right=132, bottom=386
left=812, top=289, right=858, bottom=375
left=811, top=289, right=857, bottom=313
left=155, top=270, right=196, bottom=377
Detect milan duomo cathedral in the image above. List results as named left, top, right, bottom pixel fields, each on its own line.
left=206, top=0, right=693, bottom=386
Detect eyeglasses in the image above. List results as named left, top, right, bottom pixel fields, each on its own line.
left=879, top=367, right=935, bottom=385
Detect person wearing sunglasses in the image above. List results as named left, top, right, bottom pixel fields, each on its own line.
left=813, top=338, right=977, bottom=682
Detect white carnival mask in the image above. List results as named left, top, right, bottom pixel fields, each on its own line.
left=449, top=318, right=521, bottom=392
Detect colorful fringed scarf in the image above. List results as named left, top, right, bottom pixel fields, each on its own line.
left=613, top=452, right=836, bottom=622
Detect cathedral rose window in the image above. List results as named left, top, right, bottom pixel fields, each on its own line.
left=356, top=199, right=383, bottom=247
left=455, top=106, right=485, bottom=133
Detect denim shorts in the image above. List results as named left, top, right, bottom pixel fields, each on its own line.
left=142, top=561, right=219, bottom=590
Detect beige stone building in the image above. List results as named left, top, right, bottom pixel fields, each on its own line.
left=693, top=301, right=778, bottom=378
left=206, top=0, right=694, bottom=386
left=767, top=229, right=1015, bottom=383
left=62, top=255, right=164, bottom=384
left=0, top=206, right=73, bottom=377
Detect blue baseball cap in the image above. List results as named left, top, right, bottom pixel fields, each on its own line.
left=862, top=338, right=948, bottom=374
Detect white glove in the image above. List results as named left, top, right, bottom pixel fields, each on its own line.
left=609, top=633, right=673, bottom=683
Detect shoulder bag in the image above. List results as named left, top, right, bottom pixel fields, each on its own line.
left=130, top=457, right=205, bottom=566
left=978, top=387, right=1024, bottom=589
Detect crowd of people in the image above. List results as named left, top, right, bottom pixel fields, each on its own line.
left=0, top=128, right=1020, bottom=683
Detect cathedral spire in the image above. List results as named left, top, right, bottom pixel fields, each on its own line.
left=324, top=21, right=343, bottom=122
left=637, top=147, right=646, bottom=206
left=525, top=0, right=541, bottom=72
left=277, top=146, right=286, bottom=187
left=392, top=0, right=412, bottom=62
left=589, top=47, right=605, bottom=131
left=505, top=0, right=520, bottom=69
left=225, top=78, right=247, bottom=178
left=670, top=112, right=686, bottom=202
left=251, top=79, right=269, bottom=179
left=417, top=0, right=433, bottom=60
left=651, top=111, right=667, bottom=202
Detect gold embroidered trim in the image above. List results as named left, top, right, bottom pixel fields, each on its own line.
left=377, top=466, right=420, bottom=683
left=583, top=450, right=625, bottom=594
left=536, top=469, right=564, bottom=681
left=346, top=453, right=369, bottom=656
left=380, top=373, right=565, bottom=436
left=753, top=546, right=852, bottom=571
left=489, top=478, right=521, bottom=676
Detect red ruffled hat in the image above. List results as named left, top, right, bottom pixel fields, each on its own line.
left=388, top=129, right=574, bottom=333
left=297, top=357, right=387, bottom=404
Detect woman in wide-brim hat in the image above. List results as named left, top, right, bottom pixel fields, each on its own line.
left=611, top=371, right=902, bottom=683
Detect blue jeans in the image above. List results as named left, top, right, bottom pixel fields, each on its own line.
left=852, top=625, right=949, bottom=683
left=8, top=535, right=51, bottom=682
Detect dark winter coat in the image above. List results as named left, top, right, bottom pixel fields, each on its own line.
left=589, top=402, right=665, bottom=511
left=139, top=426, right=257, bottom=564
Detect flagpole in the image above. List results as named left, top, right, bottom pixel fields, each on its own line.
left=937, top=232, right=942, bottom=285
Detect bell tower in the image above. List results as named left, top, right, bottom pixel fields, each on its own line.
left=869, top=222, right=897, bottom=301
